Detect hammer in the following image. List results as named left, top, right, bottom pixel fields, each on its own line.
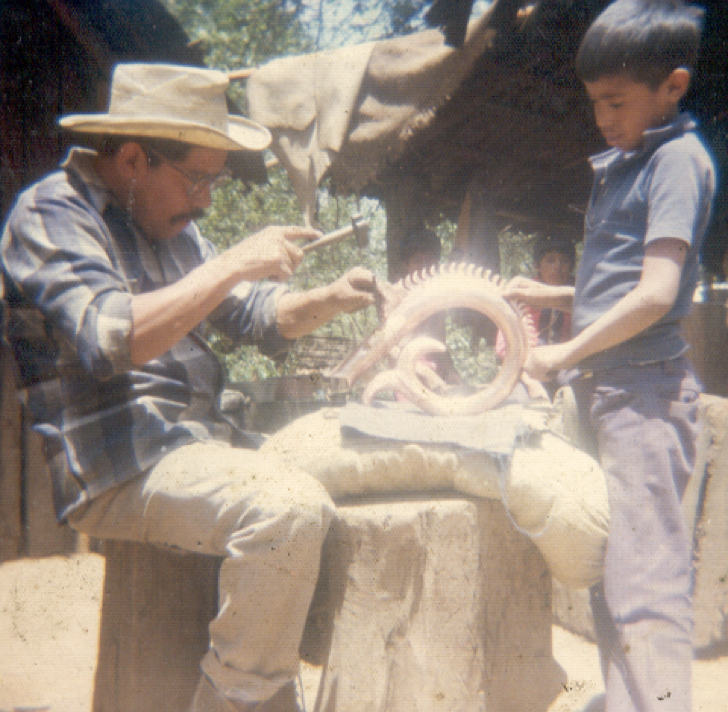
left=302, top=213, right=369, bottom=253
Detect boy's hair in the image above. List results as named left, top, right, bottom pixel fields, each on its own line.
left=576, top=0, right=704, bottom=88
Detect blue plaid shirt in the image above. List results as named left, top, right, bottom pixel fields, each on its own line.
left=2, top=149, right=292, bottom=521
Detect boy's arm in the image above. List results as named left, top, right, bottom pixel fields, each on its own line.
left=522, top=238, right=687, bottom=380
left=503, top=277, right=574, bottom=311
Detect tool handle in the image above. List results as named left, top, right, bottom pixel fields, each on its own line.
left=301, top=224, right=355, bottom=253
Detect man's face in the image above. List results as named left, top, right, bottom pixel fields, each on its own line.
left=584, top=73, right=680, bottom=152
left=132, top=146, right=229, bottom=242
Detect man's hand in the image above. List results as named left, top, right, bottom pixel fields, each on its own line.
left=228, top=225, right=322, bottom=283
left=276, top=267, right=378, bottom=340
left=327, top=267, right=378, bottom=313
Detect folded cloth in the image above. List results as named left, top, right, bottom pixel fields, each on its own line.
left=339, top=400, right=549, bottom=457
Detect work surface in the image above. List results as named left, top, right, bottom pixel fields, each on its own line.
left=0, top=554, right=727, bottom=712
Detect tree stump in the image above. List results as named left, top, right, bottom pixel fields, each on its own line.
left=305, top=495, right=564, bottom=712
left=92, top=541, right=220, bottom=712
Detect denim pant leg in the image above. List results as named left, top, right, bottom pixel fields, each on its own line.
left=578, top=360, right=699, bottom=712
left=68, top=441, right=335, bottom=706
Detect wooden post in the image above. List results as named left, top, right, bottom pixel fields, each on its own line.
left=0, top=345, right=22, bottom=561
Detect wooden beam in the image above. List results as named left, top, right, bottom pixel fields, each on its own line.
left=45, top=0, right=113, bottom=76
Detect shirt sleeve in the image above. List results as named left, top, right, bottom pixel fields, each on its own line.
left=645, top=138, right=716, bottom=248
left=209, top=279, right=293, bottom=359
left=1, top=179, right=134, bottom=379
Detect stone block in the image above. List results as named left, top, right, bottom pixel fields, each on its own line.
left=692, top=395, right=728, bottom=653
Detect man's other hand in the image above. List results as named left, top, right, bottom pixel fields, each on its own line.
left=327, top=267, right=378, bottom=313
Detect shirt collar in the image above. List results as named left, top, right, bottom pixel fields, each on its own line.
left=61, top=147, right=118, bottom=216
left=589, top=112, right=697, bottom=172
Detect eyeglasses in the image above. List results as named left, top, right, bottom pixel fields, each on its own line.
left=144, top=147, right=232, bottom=197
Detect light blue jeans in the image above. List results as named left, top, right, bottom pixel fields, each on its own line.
left=69, top=440, right=334, bottom=707
left=570, top=358, right=700, bottom=712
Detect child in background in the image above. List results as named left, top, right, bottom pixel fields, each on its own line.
left=497, top=234, right=576, bottom=400
left=504, top=1, right=716, bottom=710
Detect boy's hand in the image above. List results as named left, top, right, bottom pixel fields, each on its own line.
left=504, top=276, right=574, bottom=311
left=503, top=276, right=545, bottom=299
left=521, top=372, right=550, bottom=401
left=523, top=342, right=574, bottom=381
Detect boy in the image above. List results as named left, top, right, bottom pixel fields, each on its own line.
left=504, top=2, right=715, bottom=710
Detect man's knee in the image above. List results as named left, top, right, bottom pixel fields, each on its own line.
left=232, top=470, right=334, bottom=549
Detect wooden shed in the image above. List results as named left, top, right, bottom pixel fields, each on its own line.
left=0, top=0, right=208, bottom=561
left=246, top=0, right=727, bottom=279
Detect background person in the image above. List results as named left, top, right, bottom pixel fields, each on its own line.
left=497, top=234, right=576, bottom=400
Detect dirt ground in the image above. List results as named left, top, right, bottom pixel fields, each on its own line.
left=0, top=554, right=726, bottom=712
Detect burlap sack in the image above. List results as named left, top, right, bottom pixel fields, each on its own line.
left=260, top=407, right=608, bottom=588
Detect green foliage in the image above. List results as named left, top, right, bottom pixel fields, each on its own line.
left=199, top=167, right=389, bottom=381
left=163, top=0, right=312, bottom=66
left=162, top=0, right=542, bottom=387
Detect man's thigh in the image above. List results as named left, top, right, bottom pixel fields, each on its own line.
left=68, top=440, right=334, bottom=555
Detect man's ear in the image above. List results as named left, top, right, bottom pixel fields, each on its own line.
left=666, top=68, right=691, bottom=104
left=115, top=142, right=147, bottom=181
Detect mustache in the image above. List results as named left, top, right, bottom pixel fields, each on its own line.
left=171, top=209, right=206, bottom=225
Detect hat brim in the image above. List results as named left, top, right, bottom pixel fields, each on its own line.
left=58, top=114, right=271, bottom=152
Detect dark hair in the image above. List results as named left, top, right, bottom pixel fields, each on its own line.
left=399, top=227, right=442, bottom=262
left=576, top=0, right=704, bottom=88
left=533, top=235, right=576, bottom=267
left=98, top=135, right=193, bottom=164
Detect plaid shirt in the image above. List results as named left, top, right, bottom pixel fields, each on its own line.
left=1, top=149, right=291, bottom=521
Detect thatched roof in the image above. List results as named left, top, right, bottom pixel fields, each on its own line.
left=0, top=0, right=264, bottom=220
left=348, top=0, right=727, bottom=261
left=364, top=1, right=606, bottom=237
left=248, top=0, right=727, bottom=274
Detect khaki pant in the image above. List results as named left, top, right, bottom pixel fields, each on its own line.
left=69, top=440, right=334, bottom=707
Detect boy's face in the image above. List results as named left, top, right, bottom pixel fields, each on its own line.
left=537, top=250, right=573, bottom=287
left=584, top=70, right=689, bottom=152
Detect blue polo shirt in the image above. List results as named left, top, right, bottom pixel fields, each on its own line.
left=573, top=113, right=716, bottom=371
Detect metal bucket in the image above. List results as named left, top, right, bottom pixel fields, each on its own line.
left=228, top=374, right=348, bottom=434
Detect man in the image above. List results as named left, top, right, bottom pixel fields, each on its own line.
left=1, top=63, right=376, bottom=712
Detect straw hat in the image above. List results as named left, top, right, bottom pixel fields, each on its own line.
left=60, top=63, right=271, bottom=152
